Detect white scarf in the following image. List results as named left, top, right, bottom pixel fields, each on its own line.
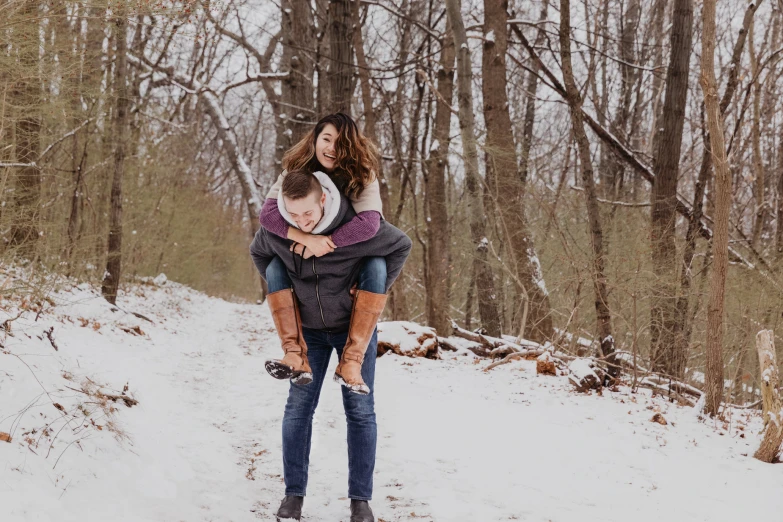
left=277, top=171, right=341, bottom=235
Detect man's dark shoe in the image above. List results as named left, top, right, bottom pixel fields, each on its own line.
left=276, top=495, right=303, bottom=521
left=350, top=499, right=375, bottom=522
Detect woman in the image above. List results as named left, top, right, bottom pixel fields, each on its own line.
left=258, top=113, right=387, bottom=394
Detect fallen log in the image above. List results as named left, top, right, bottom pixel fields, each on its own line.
left=377, top=322, right=439, bottom=359
left=568, top=358, right=605, bottom=393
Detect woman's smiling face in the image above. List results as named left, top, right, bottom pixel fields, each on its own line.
left=315, top=123, right=338, bottom=172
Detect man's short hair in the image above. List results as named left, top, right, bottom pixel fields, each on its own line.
left=282, top=169, right=323, bottom=200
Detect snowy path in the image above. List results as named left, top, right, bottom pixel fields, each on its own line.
left=2, top=281, right=783, bottom=521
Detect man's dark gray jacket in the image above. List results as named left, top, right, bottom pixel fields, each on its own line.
left=249, top=195, right=412, bottom=331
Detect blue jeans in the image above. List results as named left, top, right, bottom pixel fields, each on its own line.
left=282, top=327, right=378, bottom=500
left=266, top=255, right=387, bottom=294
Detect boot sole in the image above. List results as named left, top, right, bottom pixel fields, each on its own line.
left=266, top=361, right=313, bottom=385
left=265, top=360, right=293, bottom=380
left=291, top=372, right=313, bottom=385
left=334, top=373, right=370, bottom=395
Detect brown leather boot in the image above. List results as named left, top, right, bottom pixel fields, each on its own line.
left=334, top=290, right=387, bottom=395
left=265, top=289, right=313, bottom=385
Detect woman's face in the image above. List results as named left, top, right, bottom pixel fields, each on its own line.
left=315, top=123, right=338, bottom=172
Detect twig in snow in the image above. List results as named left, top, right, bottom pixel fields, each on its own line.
left=44, top=327, right=58, bottom=351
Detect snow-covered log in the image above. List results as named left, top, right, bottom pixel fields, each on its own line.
left=753, top=330, right=783, bottom=463
left=568, top=358, right=605, bottom=393
left=377, top=321, right=439, bottom=359
left=450, top=321, right=540, bottom=355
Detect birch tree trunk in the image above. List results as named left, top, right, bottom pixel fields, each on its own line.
left=558, top=0, right=616, bottom=374
left=482, top=0, right=552, bottom=342
left=101, top=9, right=129, bottom=304
left=700, top=0, right=727, bottom=417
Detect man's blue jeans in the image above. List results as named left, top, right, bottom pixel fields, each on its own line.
left=265, top=255, right=385, bottom=500
left=282, top=327, right=378, bottom=500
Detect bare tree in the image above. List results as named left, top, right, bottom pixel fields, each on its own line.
left=325, top=0, right=353, bottom=113
left=444, top=0, right=501, bottom=336
left=281, top=0, right=315, bottom=142
left=101, top=7, right=130, bottom=304
left=9, top=1, right=42, bottom=257
left=424, top=20, right=455, bottom=335
left=558, top=0, right=616, bottom=374
left=700, top=0, right=727, bottom=416
left=649, top=0, right=693, bottom=379
left=482, top=0, right=552, bottom=342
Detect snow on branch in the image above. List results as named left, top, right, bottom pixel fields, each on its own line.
left=127, top=53, right=262, bottom=218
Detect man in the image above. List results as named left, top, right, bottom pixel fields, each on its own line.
left=249, top=169, right=411, bottom=522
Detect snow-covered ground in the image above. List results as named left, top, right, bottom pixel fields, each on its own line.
left=1, top=273, right=782, bottom=521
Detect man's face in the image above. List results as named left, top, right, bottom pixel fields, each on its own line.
left=283, top=191, right=326, bottom=233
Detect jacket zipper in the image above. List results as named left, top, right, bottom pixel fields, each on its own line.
left=312, top=257, right=328, bottom=329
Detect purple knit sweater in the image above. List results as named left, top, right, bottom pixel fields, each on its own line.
left=259, top=198, right=381, bottom=247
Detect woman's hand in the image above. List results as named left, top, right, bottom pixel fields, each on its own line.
left=290, top=243, right=315, bottom=259
left=301, top=235, right=336, bottom=257
left=287, top=227, right=335, bottom=257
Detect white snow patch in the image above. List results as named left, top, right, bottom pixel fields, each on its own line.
left=1, top=267, right=780, bottom=521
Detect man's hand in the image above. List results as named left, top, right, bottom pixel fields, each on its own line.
left=301, top=235, right=336, bottom=257
left=290, top=243, right=315, bottom=259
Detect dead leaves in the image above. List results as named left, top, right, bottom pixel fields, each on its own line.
left=536, top=352, right=557, bottom=376
left=0, top=432, right=11, bottom=443
left=119, top=325, right=145, bottom=336
left=650, top=413, right=668, bottom=426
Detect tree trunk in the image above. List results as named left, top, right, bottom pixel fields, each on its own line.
left=326, top=0, right=353, bottom=113
left=350, top=0, right=392, bottom=229
left=425, top=22, right=456, bottom=335
left=646, top=0, right=669, bottom=160
left=753, top=330, right=783, bottom=462
left=558, top=0, right=616, bottom=375
left=64, top=2, right=87, bottom=266
left=518, top=0, right=549, bottom=187
left=700, top=0, right=727, bottom=417
left=675, top=0, right=760, bottom=355
left=9, top=1, right=42, bottom=257
left=605, top=0, right=640, bottom=199
left=749, top=18, right=766, bottom=250
left=101, top=9, right=130, bottom=304
left=444, top=0, right=501, bottom=337
left=281, top=0, right=315, bottom=144
left=649, top=0, right=692, bottom=380
left=482, top=0, right=552, bottom=342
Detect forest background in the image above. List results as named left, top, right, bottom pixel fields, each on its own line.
left=1, top=0, right=780, bottom=417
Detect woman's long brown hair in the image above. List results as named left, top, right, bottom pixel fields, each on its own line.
left=282, top=113, right=380, bottom=200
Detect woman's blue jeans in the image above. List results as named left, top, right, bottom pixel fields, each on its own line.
left=265, top=255, right=385, bottom=500
left=265, top=255, right=387, bottom=295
